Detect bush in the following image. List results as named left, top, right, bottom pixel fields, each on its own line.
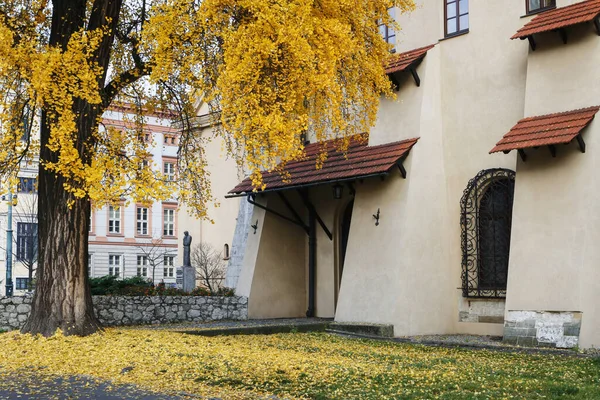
left=89, top=276, right=236, bottom=297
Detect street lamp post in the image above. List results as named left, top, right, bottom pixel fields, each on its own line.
left=4, top=192, right=14, bottom=297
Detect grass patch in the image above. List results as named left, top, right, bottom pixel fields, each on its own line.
left=0, top=329, right=598, bottom=399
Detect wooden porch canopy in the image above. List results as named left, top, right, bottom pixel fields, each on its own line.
left=385, top=44, right=435, bottom=88
left=227, top=135, right=419, bottom=198
left=512, top=0, right=600, bottom=50
left=490, top=106, right=600, bottom=161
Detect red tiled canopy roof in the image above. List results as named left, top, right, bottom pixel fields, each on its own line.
left=385, top=44, right=435, bottom=75
left=228, top=135, right=419, bottom=196
left=490, top=106, right=600, bottom=154
left=512, top=0, right=600, bottom=40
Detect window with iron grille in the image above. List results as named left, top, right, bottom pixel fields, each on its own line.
left=164, top=255, right=175, bottom=278
left=445, top=0, right=469, bottom=37
left=527, top=0, right=555, bottom=14
left=136, top=207, right=149, bottom=235
left=460, top=169, right=515, bottom=298
left=16, top=222, right=37, bottom=262
left=108, top=206, right=121, bottom=234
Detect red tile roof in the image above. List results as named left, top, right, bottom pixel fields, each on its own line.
left=385, top=45, right=435, bottom=75
left=512, top=0, right=600, bottom=40
left=490, top=106, right=600, bottom=154
left=229, top=135, right=419, bottom=195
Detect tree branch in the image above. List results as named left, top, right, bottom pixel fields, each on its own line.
left=101, top=63, right=150, bottom=109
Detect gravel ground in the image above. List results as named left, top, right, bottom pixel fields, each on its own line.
left=125, top=318, right=331, bottom=331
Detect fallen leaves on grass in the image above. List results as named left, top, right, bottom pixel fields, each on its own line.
left=0, top=330, right=599, bottom=399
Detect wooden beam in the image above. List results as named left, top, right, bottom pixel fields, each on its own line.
left=410, top=68, right=421, bottom=87
left=576, top=135, right=586, bottom=153
left=548, top=145, right=557, bottom=158
left=518, top=149, right=528, bottom=162
left=527, top=36, right=537, bottom=51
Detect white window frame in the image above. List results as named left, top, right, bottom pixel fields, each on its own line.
left=164, top=255, right=175, bottom=278
left=137, top=255, right=148, bottom=277
left=88, top=253, right=94, bottom=277
left=108, top=206, right=121, bottom=234
left=163, top=208, right=175, bottom=236
left=163, top=162, right=175, bottom=181
left=136, top=207, right=149, bottom=235
left=109, top=254, right=122, bottom=278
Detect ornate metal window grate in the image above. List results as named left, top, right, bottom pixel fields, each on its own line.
left=461, top=169, right=515, bottom=298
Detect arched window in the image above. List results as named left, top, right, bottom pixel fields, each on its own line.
left=223, top=243, right=230, bottom=260
left=461, top=169, right=515, bottom=298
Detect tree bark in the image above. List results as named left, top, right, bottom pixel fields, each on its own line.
left=21, top=0, right=123, bottom=336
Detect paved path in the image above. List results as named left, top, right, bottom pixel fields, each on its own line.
left=0, top=373, right=188, bottom=400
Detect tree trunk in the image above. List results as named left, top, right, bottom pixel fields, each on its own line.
left=21, top=0, right=123, bottom=336
left=21, top=168, right=101, bottom=336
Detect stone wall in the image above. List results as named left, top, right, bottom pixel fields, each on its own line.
left=459, top=299, right=505, bottom=324
left=503, top=310, right=582, bottom=348
left=0, top=295, right=248, bottom=331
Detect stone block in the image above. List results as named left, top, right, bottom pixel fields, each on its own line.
left=563, top=322, right=581, bottom=337
left=516, top=336, right=538, bottom=347
left=516, top=319, right=536, bottom=328
left=556, top=336, right=578, bottom=349
left=16, top=304, right=31, bottom=314
left=188, top=309, right=201, bottom=318
left=479, top=316, right=504, bottom=324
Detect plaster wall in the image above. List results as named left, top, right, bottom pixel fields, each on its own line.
left=506, top=26, right=600, bottom=348
left=178, top=127, right=241, bottom=263
left=236, top=196, right=307, bottom=319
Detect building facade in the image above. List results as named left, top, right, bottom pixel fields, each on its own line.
left=0, top=107, right=180, bottom=295
left=227, top=0, right=600, bottom=349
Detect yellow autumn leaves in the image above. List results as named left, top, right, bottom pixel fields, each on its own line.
left=0, top=0, right=415, bottom=215
left=0, top=329, right=599, bottom=399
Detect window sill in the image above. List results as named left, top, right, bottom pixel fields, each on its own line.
left=134, top=234, right=152, bottom=239
left=107, top=233, right=124, bottom=237
left=162, top=235, right=178, bottom=240
left=521, top=7, right=555, bottom=18
left=440, top=29, right=469, bottom=42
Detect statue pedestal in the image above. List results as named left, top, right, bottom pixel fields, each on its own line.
left=176, top=266, right=196, bottom=293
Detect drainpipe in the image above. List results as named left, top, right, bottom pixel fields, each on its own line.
left=307, top=205, right=316, bottom=318
left=5, top=192, right=13, bottom=297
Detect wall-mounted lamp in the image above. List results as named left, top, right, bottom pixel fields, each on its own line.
left=373, top=208, right=380, bottom=226
left=251, top=220, right=258, bottom=234
left=332, top=183, right=343, bottom=200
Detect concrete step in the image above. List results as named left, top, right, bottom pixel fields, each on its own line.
left=327, top=322, right=394, bottom=338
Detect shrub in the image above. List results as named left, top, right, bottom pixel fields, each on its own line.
left=89, top=276, right=235, bottom=297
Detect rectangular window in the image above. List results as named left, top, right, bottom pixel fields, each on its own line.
left=527, top=0, right=555, bottom=14
left=377, top=7, right=396, bottom=46
left=164, top=255, right=175, bottom=278
left=15, top=278, right=30, bottom=290
left=17, top=177, right=37, bottom=193
left=163, top=209, right=175, bottom=236
left=445, top=0, right=469, bottom=37
left=109, top=254, right=121, bottom=277
left=108, top=206, right=121, bottom=234
left=136, top=207, right=149, bottom=235
left=88, top=254, right=94, bottom=277
left=137, top=255, right=148, bottom=277
left=16, top=222, right=37, bottom=262
left=163, top=162, right=175, bottom=181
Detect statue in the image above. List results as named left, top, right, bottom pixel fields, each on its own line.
left=183, top=231, right=192, bottom=267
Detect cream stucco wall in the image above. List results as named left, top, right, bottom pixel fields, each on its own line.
left=235, top=195, right=307, bottom=319
left=178, top=125, right=242, bottom=266
left=229, top=0, right=600, bottom=346
left=506, top=19, right=600, bottom=348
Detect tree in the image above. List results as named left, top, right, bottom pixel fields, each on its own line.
left=0, top=0, right=415, bottom=336
left=191, top=242, right=225, bottom=294
left=135, top=236, right=172, bottom=284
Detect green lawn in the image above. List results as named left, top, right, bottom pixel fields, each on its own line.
left=0, top=329, right=598, bottom=399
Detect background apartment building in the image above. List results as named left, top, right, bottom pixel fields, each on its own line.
left=0, top=106, right=180, bottom=295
